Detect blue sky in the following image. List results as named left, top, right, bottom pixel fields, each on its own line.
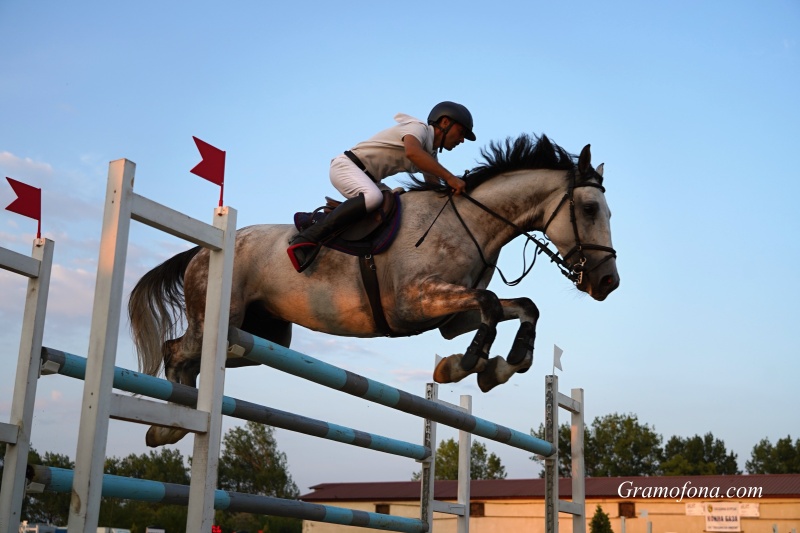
left=1, top=1, right=798, bottom=495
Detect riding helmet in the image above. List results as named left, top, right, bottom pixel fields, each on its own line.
left=427, top=101, right=476, bottom=141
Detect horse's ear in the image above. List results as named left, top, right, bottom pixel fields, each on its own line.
left=596, top=163, right=604, bottom=177
left=578, top=144, right=592, bottom=174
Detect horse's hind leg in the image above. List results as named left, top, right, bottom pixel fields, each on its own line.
left=477, top=297, right=539, bottom=393
left=145, top=325, right=204, bottom=447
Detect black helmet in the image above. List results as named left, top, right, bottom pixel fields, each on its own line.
left=427, top=101, right=476, bottom=141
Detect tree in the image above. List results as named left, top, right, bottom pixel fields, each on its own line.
left=587, top=413, right=663, bottom=477
left=661, top=433, right=740, bottom=475
left=215, top=421, right=301, bottom=533
left=412, top=438, right=507, bottom=480
left=531, top=413, right=663, bottom=477
left=589, top=505, right=614, bottom=533
left=746, top=435, right=800, bottom=474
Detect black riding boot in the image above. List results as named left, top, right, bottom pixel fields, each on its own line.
left=287, top=194, right=368, bottom=272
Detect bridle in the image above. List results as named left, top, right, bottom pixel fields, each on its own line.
left=436, top=166, right=617, bottom=287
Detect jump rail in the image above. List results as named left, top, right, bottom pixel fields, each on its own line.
left=41, top=347, right=430, bottom=461
left=228, top=328, right=556, bottom=457
left=28, top=465, right=428, bottom=533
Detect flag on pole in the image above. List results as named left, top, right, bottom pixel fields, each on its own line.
left=5, top=177, right=42, bottom=238
left=553, top=344, right=563, bottom=371
left=190, top=136, right=226, bottom=206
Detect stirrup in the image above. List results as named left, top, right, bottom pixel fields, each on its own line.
left=287, top=241, right=322, bottom=273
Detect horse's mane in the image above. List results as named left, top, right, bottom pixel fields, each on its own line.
left=406, top=133, right=577, bottom=193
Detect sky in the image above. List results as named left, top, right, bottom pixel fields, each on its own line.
left=1, top=1, right=799, bottom=496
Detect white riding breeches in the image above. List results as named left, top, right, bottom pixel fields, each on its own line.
left=329, top=154, right=383, bottom=211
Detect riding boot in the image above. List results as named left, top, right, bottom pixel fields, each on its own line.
left=287, top=194, right=368, bottom=272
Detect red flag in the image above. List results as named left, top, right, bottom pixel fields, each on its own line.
left=190, top=136, right=226, bottom=186
left=5, top=177, right=41, bottom=238
left=6, top=177, right=41, bottom=221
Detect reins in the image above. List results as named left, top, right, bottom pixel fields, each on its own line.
left=416, top=167, right=617, bottom=287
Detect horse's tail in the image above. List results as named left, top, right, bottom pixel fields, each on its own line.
left=128, top=246, right=202, bottom=376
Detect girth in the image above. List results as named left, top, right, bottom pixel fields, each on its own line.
left=358, top=254, right=394, bottom=336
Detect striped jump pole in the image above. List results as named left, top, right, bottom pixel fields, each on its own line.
left=28, top=465, right=428, bottom=533
left=228, top=328, right=556, bottom=458
left=41, top=347, right=430, bottom=461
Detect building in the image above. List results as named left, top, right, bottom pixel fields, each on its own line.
left=300, top=474, right=800, bottom=532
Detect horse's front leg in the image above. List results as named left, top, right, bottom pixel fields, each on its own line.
left=477, top=297, right=539, bottom=393
left=400, top=279, right=504, bottom=385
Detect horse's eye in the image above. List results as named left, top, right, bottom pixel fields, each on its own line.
left=583, top=202, right=599, bottom=218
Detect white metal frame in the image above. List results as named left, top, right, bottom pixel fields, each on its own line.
left=545, top=375, right=586, bottom=533
left=0, top=238, right=54, bottom=531
left=67, top=159, right=237, bottom=532
left=420, top=378, right=472, bottom=533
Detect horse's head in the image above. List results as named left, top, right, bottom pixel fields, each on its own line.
left=543, top=144, right=619, bottom=301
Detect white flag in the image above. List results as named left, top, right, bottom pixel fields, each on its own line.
left=553, top=344, right=563, bottom=371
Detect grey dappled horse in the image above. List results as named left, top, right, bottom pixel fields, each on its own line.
left=129, top=134, right=619, bottom=446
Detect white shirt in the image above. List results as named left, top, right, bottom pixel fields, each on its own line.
left=348, top=113, right=437, bottom=181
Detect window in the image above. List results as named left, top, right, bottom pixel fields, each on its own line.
left=470, top=502, right=485, bottom=517
left=376, top=504, right=390, bottom=515
left=619, top=502, right=636, bottom=518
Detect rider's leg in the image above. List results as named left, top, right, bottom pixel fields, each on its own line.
left=287, top=156, right=381, bottom=272
left=329, top=154, right=383, bottom=211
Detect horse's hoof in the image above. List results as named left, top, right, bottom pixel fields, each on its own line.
left=477, top=357, right=501, bottom=393
left=146, top=426, right=189, bottom=447
left=433, top=356, right=458, bottom=383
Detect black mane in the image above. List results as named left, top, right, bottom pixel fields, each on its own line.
left=406, top=133, right=577, bottom=193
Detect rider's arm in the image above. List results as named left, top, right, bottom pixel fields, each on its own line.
left=403, top=135, right=466, bottom=194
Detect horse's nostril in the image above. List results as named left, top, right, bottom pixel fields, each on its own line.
left=601, top=274, right=620, bottom=292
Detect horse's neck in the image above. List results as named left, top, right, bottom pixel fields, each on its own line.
left=467, top=169, right=566, bottom=251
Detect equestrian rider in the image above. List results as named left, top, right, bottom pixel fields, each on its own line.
left=287, top=101, right=476, bottom=272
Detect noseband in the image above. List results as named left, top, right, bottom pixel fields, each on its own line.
left=448, top=167, right=617, bottom=287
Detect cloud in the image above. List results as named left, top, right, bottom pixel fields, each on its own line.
left=0, top=151, right=53, bottom=181
left=46, top=263, right=96, bottom=320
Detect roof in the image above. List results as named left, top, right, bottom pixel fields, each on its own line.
left=300, top=474, right=800, bottom=502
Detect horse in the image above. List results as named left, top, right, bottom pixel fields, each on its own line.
left=129, top=134, right=619, bottom=447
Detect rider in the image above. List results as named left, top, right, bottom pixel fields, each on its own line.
left=287, top=101, right=476, bottom=272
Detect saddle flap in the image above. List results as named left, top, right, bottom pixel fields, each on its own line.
left=339, top=190, right=396, bottom=241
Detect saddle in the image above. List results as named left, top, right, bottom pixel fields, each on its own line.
left=292, top=188, right=403, bottom=257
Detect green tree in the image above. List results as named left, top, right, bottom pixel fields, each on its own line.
left=746, top=435, right=800, bottom=474
left=661, top=433, right=740, bottom=475
left=412, top=438, right=507, bottom=480
left=587, top=413, right=662, bottom=477
left=589, top=505, right=614, bottom=533
left=532, top=413, right=663, bottom=477
left=215, top=421, right=301, bottom=533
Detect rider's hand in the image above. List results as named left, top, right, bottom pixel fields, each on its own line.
left=447, top=176, right=466, bottom=195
